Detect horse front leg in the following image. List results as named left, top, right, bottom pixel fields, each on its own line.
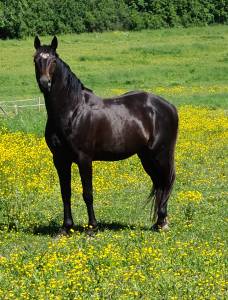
left=53, top=156, right=74, bottom=234
left=78, top=156, right=98, bottom=233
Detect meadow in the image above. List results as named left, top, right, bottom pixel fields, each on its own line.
left=0, top=26, right=227, bottom=299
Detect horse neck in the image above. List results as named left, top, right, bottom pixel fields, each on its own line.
left=44, top=59, right=84, bottom=121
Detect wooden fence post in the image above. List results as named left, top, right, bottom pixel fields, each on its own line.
left=14, top=104, right=18, bottom=115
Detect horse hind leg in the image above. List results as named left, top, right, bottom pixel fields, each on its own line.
left=151, top=163, right=175, bottom=231
left=138, top=148, right=176, bottom=231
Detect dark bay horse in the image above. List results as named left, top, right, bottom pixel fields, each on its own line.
left=34, top=36, right=178, bottom=234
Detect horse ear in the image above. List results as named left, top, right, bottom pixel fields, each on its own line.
left=34, top=36, right=41, bottom=49
left=51, top=36, right=58, bottom=51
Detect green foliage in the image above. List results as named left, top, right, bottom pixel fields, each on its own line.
left=0, top=0, right=227, bottom=39
left=125, top=0, right=223, bottom=28
left=52, top=1, right=86, bottom=34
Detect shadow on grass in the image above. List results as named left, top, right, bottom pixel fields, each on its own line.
left=32, top=220, right=151, bottom=236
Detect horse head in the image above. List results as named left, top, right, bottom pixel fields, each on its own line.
left=34, top=36, right=58, bottom=92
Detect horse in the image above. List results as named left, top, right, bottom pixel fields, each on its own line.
left=33, top=36, right=178, bottom=234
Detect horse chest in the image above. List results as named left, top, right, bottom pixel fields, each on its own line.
left=45, top=123, right=73, bottom=154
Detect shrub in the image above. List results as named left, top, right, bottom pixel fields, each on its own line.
left=0, top=0, right=227, bottom=39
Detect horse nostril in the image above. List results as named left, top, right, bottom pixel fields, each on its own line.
left=40, top=76, right=51, bottom=90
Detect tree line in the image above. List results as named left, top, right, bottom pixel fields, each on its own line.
left=0, top=0, right=227, bottom=39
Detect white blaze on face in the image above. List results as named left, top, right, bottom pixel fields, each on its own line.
left=40, top=52, right=50, bottom=59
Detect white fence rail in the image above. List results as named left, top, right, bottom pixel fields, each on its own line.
left=0, top=97, right=45, bottom=116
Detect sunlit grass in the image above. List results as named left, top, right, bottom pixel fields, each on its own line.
left=0, top=106, right=227, bottom=299
left=0, top=25, right=228, bottom=107
left=0, top=25, right=227, bottom=299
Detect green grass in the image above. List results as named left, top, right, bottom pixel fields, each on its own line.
left=0, top=26, right=227, bottom=299
left=0, top=25, right=228, bottom=105
left=1, top=25, right=228, bottom=133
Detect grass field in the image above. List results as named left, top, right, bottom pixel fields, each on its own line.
left=0, top=25, right=228, bottom=106
left=0, top=25, right=228, bottom=299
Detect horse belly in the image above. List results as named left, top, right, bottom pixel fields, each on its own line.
left=94, top=125, right=148, bottom=161
left=92, top=102, right=153, bottom=161
left=93, top=150, right=135, bottom=161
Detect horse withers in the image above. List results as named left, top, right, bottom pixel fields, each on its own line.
left=34, top=36, right=178, bottom=234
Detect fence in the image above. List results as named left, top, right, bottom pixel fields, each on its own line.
left=0, top=97, right=45, bottom=116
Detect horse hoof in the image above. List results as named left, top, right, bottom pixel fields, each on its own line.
left=151, top=222, right=169, bottom=232
left=86, top=225, right=98, bottom=236
left=53, top=229, right=68, bottom=240
left=161, top=223, right=169, bottom=231
left=57, top=228, right=70, bottom=237
left=55, top=225, right=75, bottom=238
left=151, top=223, right=160, bottom=232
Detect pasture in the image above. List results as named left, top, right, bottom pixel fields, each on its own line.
left=0, top=25, right=227, bottom=299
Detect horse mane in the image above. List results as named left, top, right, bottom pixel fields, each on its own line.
left=57, top=57, right=93, bottom=95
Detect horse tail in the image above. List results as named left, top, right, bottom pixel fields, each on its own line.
left=147, top=158, right=176, bottom=223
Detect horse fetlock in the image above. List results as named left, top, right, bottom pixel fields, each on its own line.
left=152, top=217, right=169, bottom=232
left=63, top=220, right=74, bottom=230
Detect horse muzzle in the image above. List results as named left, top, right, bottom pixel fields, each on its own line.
left=40, top=75, right=51, bottom=92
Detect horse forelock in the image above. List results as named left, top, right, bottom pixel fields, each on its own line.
left=40, top=52, right=50, bottom=59
left=34, top=46, right=59, bottom=60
